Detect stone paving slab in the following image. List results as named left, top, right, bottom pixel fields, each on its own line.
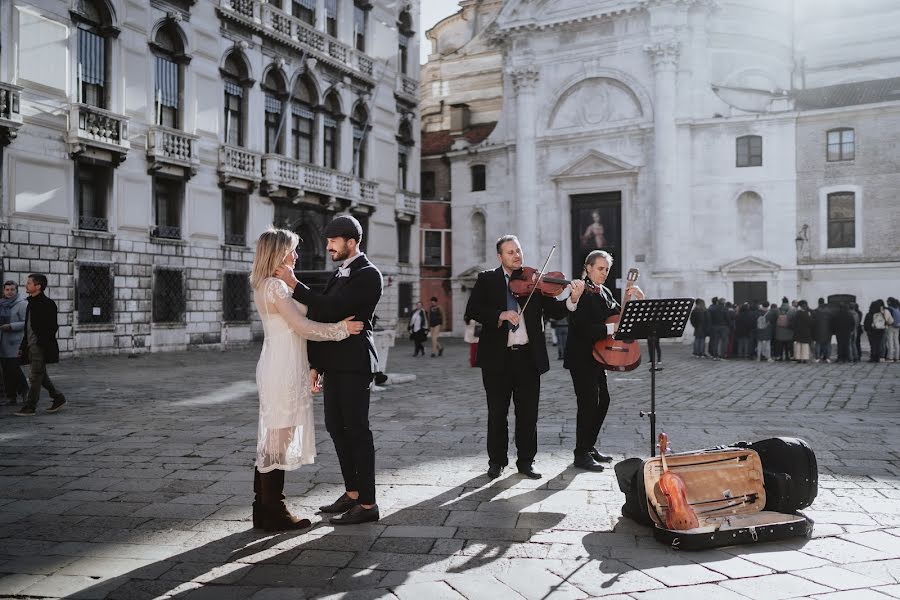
left=0, top=339, right=897, bottom=598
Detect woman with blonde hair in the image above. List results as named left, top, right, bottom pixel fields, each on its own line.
left=250, top=227, right=363, bottom=531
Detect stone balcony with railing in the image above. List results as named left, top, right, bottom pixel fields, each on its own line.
left=68, top=103, right=130, bottom=164
left=218, top=0, right=374, bottom=80
left=0, top=81, right=23, bottom=145
left=396, top=74, right=418, bottom=103
left=147, top=126, right=200, bottom=178
left=395, top=190, right=420, bottom=221
left=262, top=155, right=378, bottom=209
left=218, top=145, right=262, bottom=190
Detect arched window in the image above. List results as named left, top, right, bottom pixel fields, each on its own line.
left=351, top=103, right=369, bottom=178
left=74, top=0, right=115, bottom=108
left=826, top=128, right=854, bottom=162
left=397, top=118, right=414, bottom=190
left=263, top=68, right=287, bottom=154
left=472, top=212, right=486, bottom=262
left=322, top=92, right=341, bottom=170
left=222, top=52, right=250, bottom=147
left=291, top=74, right=315, bottom=163
left=398, top=9, right=413, bottom=76
left=736, top=191, right=763, bottom=251
left=151, top=21, right=187, bottom=128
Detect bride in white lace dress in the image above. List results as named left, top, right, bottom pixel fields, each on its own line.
left=250, top=228, right=363, bottom=531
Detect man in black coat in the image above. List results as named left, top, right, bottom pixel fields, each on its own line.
left=464, top=235, right=579, bottom=479
left=14, top=274, right=66, bottom=416
left=276, top=215, right=383, bottom=525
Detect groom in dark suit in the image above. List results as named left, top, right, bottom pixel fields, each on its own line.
left=465, top=235, right=580, bottom=480
left=276, top=215, right=383, bottom=525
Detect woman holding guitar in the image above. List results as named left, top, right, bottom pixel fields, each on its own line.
left=564, top=250, right=644, bottom=471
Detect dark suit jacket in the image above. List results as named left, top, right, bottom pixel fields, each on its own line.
left=291, top=254, right=383, bottom=374
left=464, top=266, right=569, bottom=375
left=563, top=280, right=619, bottom=372
left=19, top=293, right=60, bottom=364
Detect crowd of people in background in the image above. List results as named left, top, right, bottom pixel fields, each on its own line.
left=689, top=295, right=900, bottom=364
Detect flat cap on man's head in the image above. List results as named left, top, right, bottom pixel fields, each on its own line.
left=323, top=215, right=362, bottom=241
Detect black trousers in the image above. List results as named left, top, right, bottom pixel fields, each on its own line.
left=569, top=367, right=612, bottom=456
left=0, top=357, right=27, bottom=400
left=323, top=371, right=376, bottom=505
left=481, top=348, right=540, bottom=469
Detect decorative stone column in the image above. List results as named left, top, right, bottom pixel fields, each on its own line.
left=645, top=41, right=680, bottom=272
left=508, top=64, right=540, bottom=254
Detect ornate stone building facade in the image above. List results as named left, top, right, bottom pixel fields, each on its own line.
left=0, top=0, right=420, bottom=356
left=422, top=0, right=900, bottom=334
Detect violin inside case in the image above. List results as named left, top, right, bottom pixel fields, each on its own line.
left=625, top=446, right=813, bottom=550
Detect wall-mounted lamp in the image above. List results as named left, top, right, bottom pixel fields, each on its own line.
left=795, top=224, right=809, bottom=257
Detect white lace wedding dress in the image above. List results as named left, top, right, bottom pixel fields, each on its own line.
left=254, top=277, right=349, bottom=473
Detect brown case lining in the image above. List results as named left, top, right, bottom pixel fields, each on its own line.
left=643, top=448, right=807, bottom=535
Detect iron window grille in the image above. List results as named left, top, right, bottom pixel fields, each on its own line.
left=153, top=177, right=183, bottom=239
left=223, top=191, right=248, bottom=246
left=224, top=273, right=251, bottom=322
left=153, top=268, right=185, bottom=323
left=76, top=263, right=114, bottom=325
left=76, top=163, right=109, bottom=231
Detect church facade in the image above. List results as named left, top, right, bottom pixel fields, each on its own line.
left=421, top=0, right=900, bottom=334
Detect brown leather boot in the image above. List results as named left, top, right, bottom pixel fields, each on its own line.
left=259, top=469, right=311, bottom=532
left=252, top=467, right=263, bottom=529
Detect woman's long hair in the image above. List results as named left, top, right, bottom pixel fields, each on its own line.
left=250, top=228, right=299, bottom=289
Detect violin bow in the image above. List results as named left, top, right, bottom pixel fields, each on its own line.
left=518, top=245, right=556, bottom=317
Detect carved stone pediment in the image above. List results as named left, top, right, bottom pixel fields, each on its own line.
left=719, top=256, right=781, bottom=274
left=551, top=150, right=637, bottom=180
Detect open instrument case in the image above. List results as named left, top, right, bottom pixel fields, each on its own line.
left=625, top=442, right=815, bottom=550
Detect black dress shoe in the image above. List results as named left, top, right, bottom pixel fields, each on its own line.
left=517, top=466, right=542, bottom=479
left=574, top=453, right=605, bottom=472
left=319, top=493, right=357, bottom=514
left=590, top=448, right=613, bottom=463
left=330, top=504, right=379, bottom=525
left=487, top=464, right=504, bottom=479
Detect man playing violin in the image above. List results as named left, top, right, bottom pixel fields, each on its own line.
left=564, top=250, right=644, bottom=471
left=464, top=235, right=585, bottom=479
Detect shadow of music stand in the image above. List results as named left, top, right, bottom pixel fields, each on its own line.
left=615, top=298, right=695, bottom=456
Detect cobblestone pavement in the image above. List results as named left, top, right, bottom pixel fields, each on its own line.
left=0, top=338, right=899, bottom=599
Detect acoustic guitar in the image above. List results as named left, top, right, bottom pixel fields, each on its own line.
left=592, top=268, right=641, bottom=371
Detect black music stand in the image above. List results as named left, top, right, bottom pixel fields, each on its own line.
left=615, top=298, right=695, bottom=456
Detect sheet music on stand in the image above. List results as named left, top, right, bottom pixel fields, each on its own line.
left=616, top=298, right=695, bottom=341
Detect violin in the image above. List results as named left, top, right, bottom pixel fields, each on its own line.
left=593, top=268, right=642, bottom=371
left=508, top=266, right=605, bottom=299
left=657, top=433, right=700, bottom=530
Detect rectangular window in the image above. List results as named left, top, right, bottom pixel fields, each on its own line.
left=353, top=126, right=366, bottom=178
left=354, top=5, right=367, bottom=52
left=76, top=164, right=109, bottom=231
left=398, top=34, right=410, bottom=76
left=398, top=281, right=412, bottom=319
left=323, top=118, right=337, bottom=169
left=827, top=192, right=855, bottom=248
left=224, top=83, right=243, bottom=146
left=397, top=221, right=411, bottom=263
left=155, top=56, right=179, bottom=128
left=421, top=171, right=436, bottom=200
left=292, top=0, right=315, bottom=24
left=265, top=94, right=282, bottom=154
left=223, top=272, right=251, bottom=322
left=827, top=129, right=855, bottom=162
left=153, top=268, right=185, bottom=323
left=153, top=177, right=183, bottom=239
left=423, top=230, right=447, bottom=266
left=77, top=28, right=105, bottom=108
left=292, top=105, right=314, bottom=164
left=325, top=0, right=338, bottom=37
left=398, top=147, right=409, bottom=190
left=736, top=135, right=762, bottom=167
left=76, top=263, right=113, bottom=325
left=223, top=191, right=248, bottom=246
left=471, top=164, right=486, bottom=191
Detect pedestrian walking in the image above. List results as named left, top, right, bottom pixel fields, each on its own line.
left=551, top=317, right=569, bottom=360
left=276, top=215, right=384, bottom=525
left=463, top=317, right=481, bottom=367
left=250, top=228, right=362, bottom=532
left=0, top=281, right=29, bottom=405
left=14, top=274, right=66, bottom=416
left=407, top=301, right=427, bottom=357
left=428, top=297, right=445, bottom=357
